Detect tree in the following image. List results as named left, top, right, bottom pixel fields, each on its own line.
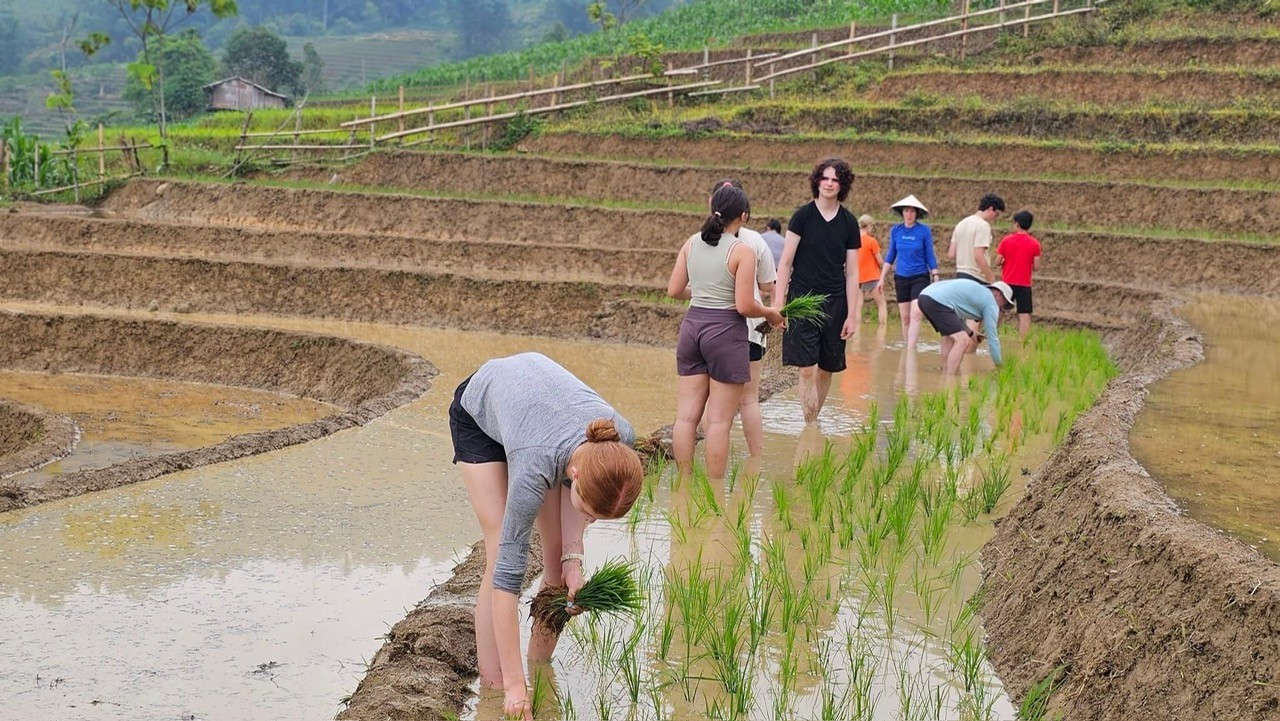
left=301, top=42, right=325, bottom=95
left=222, top=25, right=301, bottom=95
left=104, top=0, right=239, bottom=165
left=0, top=5, right=26, bottom=75
left=446, top=0, right=511, bottom=60
left=124, top=29, right=217, bottom=122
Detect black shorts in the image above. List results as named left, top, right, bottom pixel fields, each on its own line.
left=449, top=375, right=507, bottom=465
left=1011, top=284, right=1033, bottom=314
left=894, top=273, right=931, bottom=304
left=782, top=292, right=848, bottom=373
left=749, top=341, right=764, bottom=362
left=918, top=295, right=971, bottom=337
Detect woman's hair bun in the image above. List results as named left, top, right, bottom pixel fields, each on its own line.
left=585, top=419, right=621, bottom=443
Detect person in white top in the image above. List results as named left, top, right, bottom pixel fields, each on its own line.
left=947, top=192, right=1005, bottom=283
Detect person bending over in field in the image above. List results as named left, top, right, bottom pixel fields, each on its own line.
left=668, top=183, right=783, bottom=481
left=912, top=279, right=1016, bottom=375
left=450, top=352, right=644, bottom=721
left=994, top=209, right=1042, bottom=338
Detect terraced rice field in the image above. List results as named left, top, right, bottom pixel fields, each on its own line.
left=1, top=7, right=1278, bottom=721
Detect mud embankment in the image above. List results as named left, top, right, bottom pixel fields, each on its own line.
left=869, top=68, right=1280, bottom=107
left=524, top=132, right=1280, bottom=186
left=1031, top=36, right=1280, bottom=69
left=0, top=401, right=78, bottom=479
left=288, top=151, right=1280, bottom=237
left=731, top=103, right=1280, bottom=145
left=0, top=311, right=436, bottom=511
left=982, top=303, right=1280, bottom=721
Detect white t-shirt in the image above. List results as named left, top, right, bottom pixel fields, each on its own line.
left=952, top=213, right=993, bottom=279
left=738, top=228, right=778, bottom=348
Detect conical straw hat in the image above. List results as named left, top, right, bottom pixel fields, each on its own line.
left=890, top=194, right=929, bottom=219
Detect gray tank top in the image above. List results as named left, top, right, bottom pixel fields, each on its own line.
left=686, top=231, right=741, bottom=309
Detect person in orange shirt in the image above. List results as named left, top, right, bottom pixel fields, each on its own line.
left=854, top=214, right=887, bottom=326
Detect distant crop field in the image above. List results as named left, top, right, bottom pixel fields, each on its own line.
left=285, top=31, right=449, bottom=91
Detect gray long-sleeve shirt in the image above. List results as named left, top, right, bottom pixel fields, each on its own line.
left=460, top=352, right=635, bottom=594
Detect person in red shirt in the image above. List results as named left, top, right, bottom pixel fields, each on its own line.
left=994, top=210, right=1042, bottom=337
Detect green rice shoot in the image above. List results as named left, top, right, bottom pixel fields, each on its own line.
left=541, top=558, right=644, bottom=631
left=780, top=292, right=830, bottom=325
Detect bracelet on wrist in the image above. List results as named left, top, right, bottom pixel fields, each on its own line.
left=560, top=552, right=585, bottom=565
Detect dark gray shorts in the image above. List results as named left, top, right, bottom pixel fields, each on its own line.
left=918, top=295, right=970, bottom=337
left=677, top=306, right=750, bottom=383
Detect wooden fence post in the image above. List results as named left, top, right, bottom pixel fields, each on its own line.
left=745, top=48, right=753, bottom=86
left=703, top=45, right=709, bottom=78
left=97, top=123, right=105, bottom=182
left=1025, top=0, right=1032, bottom=37
left=889, top=13, right=898, bottom=70
left=999, top=0, right=1007, bottom=26
left=769, top=61, right=776, bottom=99
left=811, top=32, right=818, bottom=82
left=960, top=0, right=971, bottom=61
left=850, top=21, right=856, bottom=40
left=1054, top=0, right=1060, bottom=11
left=398, top=85, right=405, bottom=136
left=369, top=96, right=377, bottom=149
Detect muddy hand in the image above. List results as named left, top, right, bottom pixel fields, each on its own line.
left=504, top=690, right=533, bottom=721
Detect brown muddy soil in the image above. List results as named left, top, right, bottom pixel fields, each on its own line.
left=1030, top=35, right=1280, bottom=68
left=982, top=303, right=1280, bottom=721
left=731, top=103, right=1280, bottom=144
left=98, top=180, right=689, bottom=251
left=0, top=213, right=675, bottom=286
left=279, top=151, right=1280, bottom=236
left=0, top=311, right=436, bottom=511
left=0, top=400, right=78, bottom=480
left=524, top=132, right=1280, bottom=186
left=868, top=68, right=1280, bottom=107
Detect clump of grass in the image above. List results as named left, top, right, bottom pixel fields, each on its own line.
left=533, top=559, right=644, bottom=633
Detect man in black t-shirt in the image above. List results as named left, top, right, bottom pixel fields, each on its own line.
left=772, top=157, right=861, bottom=426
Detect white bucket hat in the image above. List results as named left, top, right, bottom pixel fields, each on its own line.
left=989, top=281, right=1016, bottom=310
left=890, top=194, right=929, bottom=219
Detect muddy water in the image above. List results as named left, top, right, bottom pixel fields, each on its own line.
left=0, top=371, right=337, bottom=480
left=1132, top=296, right=1280, bottom=561
left=0, top=303, right=1024, bottom=720
left=0, top=304, right=676, bottom=721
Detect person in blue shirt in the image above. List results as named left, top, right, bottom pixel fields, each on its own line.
left=876, top=194, right=938, bottom=349
left=914, top=278, right=1016, bottom=374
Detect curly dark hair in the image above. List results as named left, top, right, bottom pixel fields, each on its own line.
left=978, top=193, right=1006, bottom=213
left=808, top=157, right=855, bottom=202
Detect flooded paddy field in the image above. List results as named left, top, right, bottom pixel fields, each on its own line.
left=0, top=302, right=1098, bottom=721
left=1132, top=296, right=1280, bottom=561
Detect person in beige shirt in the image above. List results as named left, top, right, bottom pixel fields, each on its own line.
left=947, top=193, right=1005, bottom=283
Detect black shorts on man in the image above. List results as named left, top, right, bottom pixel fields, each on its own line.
left=917, top=295, right=971, bottom=337
left=782, top=293, right=849, bottom=373
left=1010, top=284, right=1033, bottom=314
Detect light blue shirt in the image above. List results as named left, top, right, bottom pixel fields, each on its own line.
left=760, top=229, right=785, bottom=268
left=919, top=279, right=1004, bottom=366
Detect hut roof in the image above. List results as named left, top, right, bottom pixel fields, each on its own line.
left=202, top=76, right=288, bottom=100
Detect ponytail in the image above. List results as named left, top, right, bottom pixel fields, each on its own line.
left=700, top=184, right=750, bottom=247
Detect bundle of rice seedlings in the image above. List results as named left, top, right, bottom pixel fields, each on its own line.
left=756, top=292, right=830, bottom=333
left=531, top=559, right=644, bottom=633
left=780, top=292, right=830, bottom=325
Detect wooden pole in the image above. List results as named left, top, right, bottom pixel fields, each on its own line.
left=960, top=0, right=971, bottom=61
left=889, top=13, right=898, bottom=70
left=850, top=21, right=856, bottom=41
left=1025, top=0, right=1032, bottom=37
left=97, top=123, right=105, bottom=182
left=369, top=96, right=376, bottom=149
left=293, top=107, right=302, bottom=161
left=745, top=48, right=753, bottom=86
left=769, top=61, right=776, bottom=99
left=1054, top=0, right=1060, bottom=12
left=811, top=32, right=818, bottom=82
left=398, top=86, right=405, bottom=135
left=999, top=0, right=1006, bottom=26
left=552, top=73, right=561, bottom=107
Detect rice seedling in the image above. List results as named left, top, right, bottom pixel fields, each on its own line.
left=536, top=559, right=644, bottom=633
left=1018, top=664, right=1068, bottom=721
left=778, top=292, right=830, bottom=325
left=977, top=455, right=1013, bottom=515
